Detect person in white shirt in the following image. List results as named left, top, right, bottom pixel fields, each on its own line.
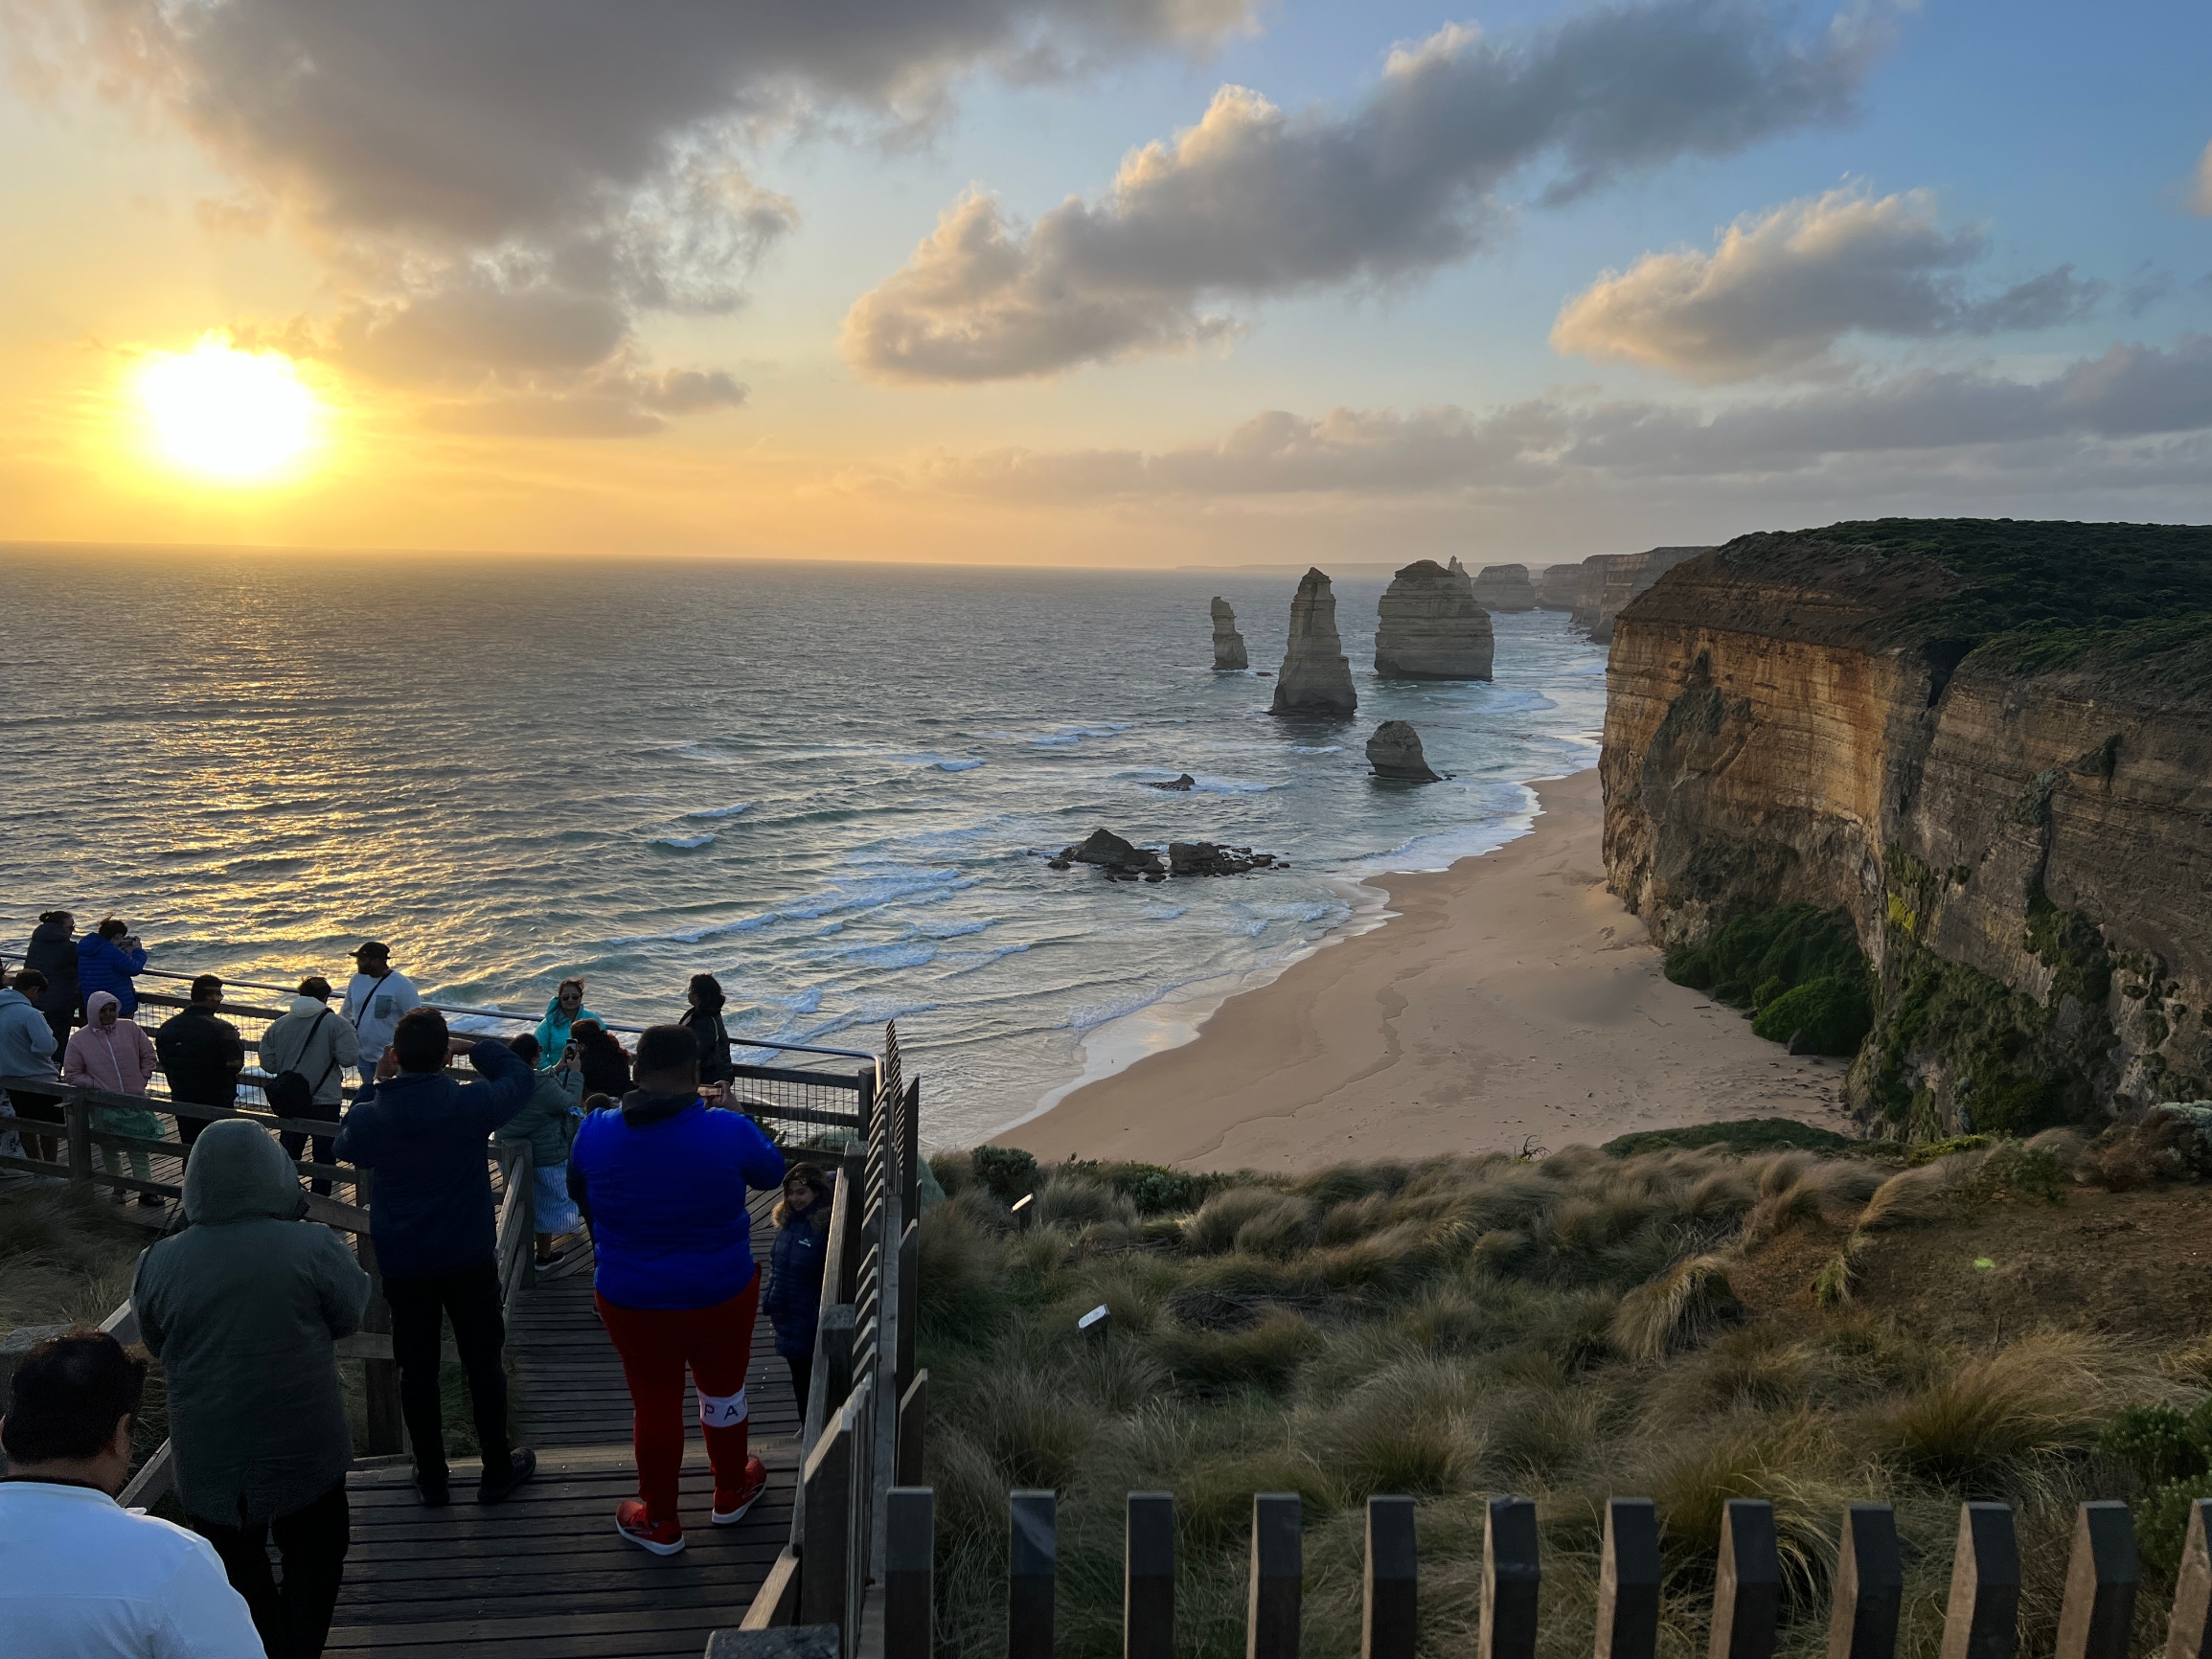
left=338, top=941, right=422, bottom=1087
left=0, top=1328, right=262, bottom=1658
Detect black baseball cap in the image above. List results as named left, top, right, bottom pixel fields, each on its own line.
left=350, top=941, right=392, bottom=961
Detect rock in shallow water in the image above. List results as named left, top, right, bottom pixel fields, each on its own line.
left=1268, top=568, right=1357, bottom=718
left=1374, top=558, right=1494, bottom=680
left=1144, top=773, right=1197, bottom=791
left=1210, top=598, right=1248, bottom=670
left=1066, top=828, right=1165, bottom=875
left=1368, top=720, right=1442, bottom=782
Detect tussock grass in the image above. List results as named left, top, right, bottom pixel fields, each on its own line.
left=919, top=1137, right=2193, bottom=1659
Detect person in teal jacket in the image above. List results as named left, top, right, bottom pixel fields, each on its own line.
left=532, top=976, right=600, bottom=1070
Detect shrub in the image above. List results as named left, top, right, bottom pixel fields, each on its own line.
left=2098, top=1403, right=2206, bottom=1489
left=1751, top=973, right=1874, bottom=1055
left=1603, top=1119, right=1853, bottom=1158
left=1662, top=903, right=1866, bottom=1011
left=1185, top=1187, right=1301, bottom=1255
left=1885, top=1332, right=2127, bottom=1488
left=1156, top=1308, right=1325, bottom=1394
left=970, top=1145, right=1040, bottom=1202
left=1106, top=1163, right=1231, bottom=1216
left=1609, top=1256, right=1741, bottom=1360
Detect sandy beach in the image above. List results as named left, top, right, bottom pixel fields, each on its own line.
left=996, top=769, right=1854, bottom=1170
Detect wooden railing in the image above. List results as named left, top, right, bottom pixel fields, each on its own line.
left=714, top=1487, right=2212, bottom=1659
left=725, top=1021, right=924, bottom=1658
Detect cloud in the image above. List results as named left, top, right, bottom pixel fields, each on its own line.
left=1552, top=189, right=2103, bottom=380
left=10, top=0, right=1257, bottom=424
left=842, top=0, right=1902, bottom=382
left=2194, top=142, right=2212, bottom=216
left=896, top=334, right=2212, bottom=498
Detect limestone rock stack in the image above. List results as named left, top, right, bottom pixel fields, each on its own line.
left=1373, top=559, right=1494, bottom=681
left=1534, top=565, right=1586, bottom=610
left=1367, top=721, right=1441, bottom=782
left=1268, top=569, right=1358, bottom=717
left=1210, top=597, right=1248, bottom=670
left=1470, top=561, right=1537, bottom=611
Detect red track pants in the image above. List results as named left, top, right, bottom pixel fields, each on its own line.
left=596, top=1273, right=761, bottom=1527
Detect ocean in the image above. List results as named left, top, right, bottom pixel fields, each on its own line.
left=0, top=549, right=1605, bottom=1146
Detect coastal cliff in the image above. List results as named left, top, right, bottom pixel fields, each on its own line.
left=1270, top=568, right=1357, bottom=717
left=1590, top=547, right=1712, bottom=641
left=1601, top=520, right=2212, bottom=1136
left=1535, top=565, right=1585, bottom=610
left=1374, top=558, right=1494, bottom=680
left=1471, top=561, right=1537, bottom=611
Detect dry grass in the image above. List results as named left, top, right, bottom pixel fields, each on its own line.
left=919, top=1139, right=2196, bottom=1659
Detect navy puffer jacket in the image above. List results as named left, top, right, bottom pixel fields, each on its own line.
left=764, top=1214, right=829, bottom=1360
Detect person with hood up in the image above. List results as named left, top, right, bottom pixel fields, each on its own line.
left=23, top=908, right=82, bottom=1052
left=0, top=965, right=59, bottom=1164
left=498, top=1033, right=586, bottom=1270
left=75, top=918, right=148, bottom=1016
left=262, top=978, right=361, bottom=1197
left=568, top=1024, right=785, bottom=1556
left=63, top=990, right=165, bottom=1205
left=533, top=976, right=600, bottom=1070
left=333, top=1007, right=536, bottom=1508
left=132, top=1119, right=371, bottom=1659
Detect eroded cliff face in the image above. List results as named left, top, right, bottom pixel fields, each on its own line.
left=1471, top=562, right=1538, bottom=611
left=1375, top=558, right=1494, bottom=680
left=1603, top=534, right=2212, bottom=1134
left=1591, top=547, right=1713, bottom=642
left=1535, top=565, right=1585, bottom=610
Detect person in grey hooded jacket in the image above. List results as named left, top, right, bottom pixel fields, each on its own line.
left=132, top=1118, right=371, bottom=1659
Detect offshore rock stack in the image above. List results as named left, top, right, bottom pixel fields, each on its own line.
left=1367, top=720, right=1441, bottom=782
left=1269, top=568, right=1357, bottom=718
left=1470, top=561, right=1538, bottom=611
left=1374, top=558, right=1494, bottom=680
left=1210, top=598, right=1249, bottom=670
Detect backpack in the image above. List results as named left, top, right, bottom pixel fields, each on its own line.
left=266, top=1009, right=337, bottom=1117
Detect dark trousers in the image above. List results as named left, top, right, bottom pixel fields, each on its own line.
left=190, top=1478, right=350, bottom=1659
left=11, top=1090, right=62, bottom=1164
left=385, top=1259, right=512, bottom=1485
left=786, top=1354, right=812, bottom=1410
left=279, top=1124, right=339, bottom=1195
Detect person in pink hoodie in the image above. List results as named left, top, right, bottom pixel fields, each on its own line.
left=64, top=990, right=166, bottom=1205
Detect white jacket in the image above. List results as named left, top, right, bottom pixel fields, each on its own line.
left=340, top=970, right=422, bottom=1064
left=262, top=996, right=364, bottom=1108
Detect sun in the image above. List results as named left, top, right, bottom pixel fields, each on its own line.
left=137, top=339, right=322, bottom=482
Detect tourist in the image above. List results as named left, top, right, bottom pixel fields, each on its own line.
left=63, top=990, right=166, bottom=1206
left=339, top=941, right=421, bottom=1086
left=764, top=1163, right=834, bottom=1409
left=498, top=1034, right=586, bottom=1270
left=154, top=974, right=244, bottom=1163
left=24, top=908, right=81, bottom=1052
left=533, top=976, right=598, bottom=1069
left=678, top=972, right=736, bottom=1084
left=75, top=918, right=148, bottom=1016
left=568, top=1024, right=785, bottom=1555
left=0, top=965, right=60, bottom=1165
left=332, top=1008, right=536, bottom=1507
left=132, top=1120, right=371, bottom=1659
left=572, top=1018, right=633, bottom=1098
left=262, top=978, right=361, bottom=1197
left=0, top=1329, right=263, bottom=1657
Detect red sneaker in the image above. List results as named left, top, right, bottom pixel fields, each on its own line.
left=712, top=1457, right=769, bottom=1526
left=615, top=1498, right=685, bottom=1556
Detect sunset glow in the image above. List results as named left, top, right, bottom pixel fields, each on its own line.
left=137, top=341, right=319, bottom=483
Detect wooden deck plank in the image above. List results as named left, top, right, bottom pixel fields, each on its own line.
left=324, top=1201, right=792, bottom=1658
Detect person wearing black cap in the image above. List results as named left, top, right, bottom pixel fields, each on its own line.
left=339, top=941, right=421, bottom=1088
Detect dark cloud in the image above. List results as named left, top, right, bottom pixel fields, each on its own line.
left=904, top=334, right=2212, bottom=497
left=1553, top=189, right=2103, bottom=381
left=843, top=0, right=1901, bottom=382
left=11, top=0, right=1254, bottom=424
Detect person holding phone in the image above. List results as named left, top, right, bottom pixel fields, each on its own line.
left=75, top=919, right=148, bottom=1017
left=340, top=941, right=421, bottom=1086
left=533, top=977, right=599, bottom=1070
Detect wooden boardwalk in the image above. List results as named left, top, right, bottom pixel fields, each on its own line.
left=324, top=1198, right=794, bottom=1658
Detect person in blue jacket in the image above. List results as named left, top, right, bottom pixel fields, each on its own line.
left=75, top=919, right=148, bottom=1017
left=568, top=1025, right=784, bottom=1557
left=763, top=1163, right=832, bottom=1409
left=332, top=1008, right=537, bottom=1509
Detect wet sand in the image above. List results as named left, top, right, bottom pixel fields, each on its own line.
left=995, top=769, right=1852, bottom=1171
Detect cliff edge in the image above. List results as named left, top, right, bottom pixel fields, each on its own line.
left=1601, top=519, right=2212, bottom=1138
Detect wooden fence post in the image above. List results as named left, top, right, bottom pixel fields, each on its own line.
left=1010, top=1489, right=1057, bottom=1659
left=1597, top=1497, right=1661, bottom=1659
left=2056, top=1502, right=2139, bottom=1659
left=896, top=1369, right=928, bottom=1488
left=835, top=1141, right=867, bottom=1305
left=820, top=1305, right=856, bottom=1415
left=1940, top=1504, right=2020, bottom=1659
left=798, top=1401, right=855, bottom=1635
left=1126, top=1491, right=1175, bottom=1659
left=705, top=1629, right=840, bottom=1659
left=884, top=1487, right=933, bottom=1659
left=900, top=1078, right=921, bottom=1222
left=1828, top=1503, right=1904, bottom=1659
left=353, top=1171, right=403, bottom=1455
left=896, top=1219, right=919, bottom=1397
left=1483, top=1495, right=1540, bottom=1659
left=66, top=1091, right=93, bottom=1186
left=2169, top=1501, right=2212, bottom=1659
left=1248, top=1493, right=1302, bottom=1659
left=1711, top=1499, right=1781, bottom=1659
left=1364, top=1494, right=1418, bottom=1659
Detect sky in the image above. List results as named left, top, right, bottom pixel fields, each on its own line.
left=1, top=0, right=2208, bottom=568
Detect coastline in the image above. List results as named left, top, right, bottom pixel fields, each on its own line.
left=993, top=768, right=1854, bottom=1170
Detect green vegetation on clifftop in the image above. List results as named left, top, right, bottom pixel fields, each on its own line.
left=1663, top=903, right=1873, bottom=1057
